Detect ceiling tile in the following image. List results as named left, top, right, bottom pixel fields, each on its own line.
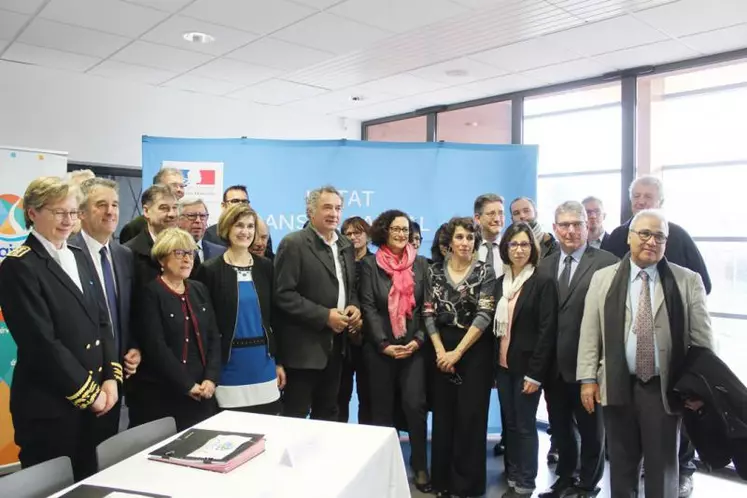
left=229, top=37, right=335, bottom=71
left=680, top=23, right=747, bottom=54
left=336, top=98, right=416, bottom=120
left=288, top=0, right=342, bottom=9
left=546, top=0, right=680, bottom=23
left=0, top=39, right=9, bottom=52
left=18, top=18, right=131, bottom=58
left=449, top=0, right=516, bottom=9
left=163, top=74, right=244, bottom=95
left=121, top=0, right=194, bottom=12
left=408, top=57, right=508, bottom=85
left=520, top=58, right=610, bottom=85
left=329, top=0, right=469, bottom=34
left=634, top=0, right=747, bottom=37
left=0, top=9, right=28, bottom=39
left=2, top=42, right=99, bottom=71
left=182, top=0, right=316, bottom=34
left=141, top=15, right=259, bottom=56
left=39, top=0, right=169, bottom=37
left=113, top=40, right=213, bottom=72
left=0, top=0, right=46, bottom=14
left=470, top=36, right=584, bottom=72
left=548, top=14, right=668, bottom=56
left=189, top=58, right=280, bottom=86
left=87, top=60, right=176, bottom=85
left=228, top=79, right=328, bottom=105
left=355, top=73, right=448, bottom=97
left=591, top=40, right=700, bottom=70
left=285, top=87, right=398, bottom=114
left=273, top=12, right=392, bottom=54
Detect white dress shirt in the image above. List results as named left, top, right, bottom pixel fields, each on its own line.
left=313, top=228, right=346, bottom=310
left=32, top=230, right=83, bottom=292
left=627, top=261, right=660, bottom=376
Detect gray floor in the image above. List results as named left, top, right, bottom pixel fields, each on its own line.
left=404, top=432, right=747, bottom=497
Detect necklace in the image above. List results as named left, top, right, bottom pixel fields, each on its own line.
left=449, top=258, right=472, bottom=273
left=225, top=250, right=253, bottom=268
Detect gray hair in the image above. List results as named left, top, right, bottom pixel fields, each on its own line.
left=629, top=175, right=664, bottom=203
left=581, top=196, right=604, bottom=208
left=67, top=169, right=95, bottom=186
left=153, top=167, right=183, bottom=185
left=177, top=196, right=207, bottom=215
left=554, top=200, right=587, bottom=223
left=306, top=185, right=343, bottom=216
left=630, top=209, right=669, bottom=233
left=473, top=193, right=504, bottom=215
left=79, top=178, right=118, bottom=210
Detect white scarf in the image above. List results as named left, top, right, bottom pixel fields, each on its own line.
left=494, top=264, right=535, bottom=337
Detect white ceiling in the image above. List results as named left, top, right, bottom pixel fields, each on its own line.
left=1, top=0, right=746, bottom=121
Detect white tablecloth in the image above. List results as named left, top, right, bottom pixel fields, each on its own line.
left=52, top=411, right=411, bottom=498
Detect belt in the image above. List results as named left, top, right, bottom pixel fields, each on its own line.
left=232, top=337, right=267, bottom=348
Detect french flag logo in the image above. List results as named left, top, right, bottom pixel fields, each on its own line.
left=182, top=169, right=216, bottom=186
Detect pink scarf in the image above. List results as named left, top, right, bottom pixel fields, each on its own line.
left=376, top=244, right=417, bottom=339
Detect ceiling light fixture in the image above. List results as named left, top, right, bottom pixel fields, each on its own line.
left=183, top=31, right=215, bottom=44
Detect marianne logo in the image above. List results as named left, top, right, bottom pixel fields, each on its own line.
left=182, top=169, right=216, bottom=187
left=0, top=193, right=27, bottom=243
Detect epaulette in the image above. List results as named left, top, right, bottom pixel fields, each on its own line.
left=6, top=245, right=30, bottom=258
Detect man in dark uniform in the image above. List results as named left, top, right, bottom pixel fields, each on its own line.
left=0, top=177, right=122, bottom=481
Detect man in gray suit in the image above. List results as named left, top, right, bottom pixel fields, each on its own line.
left=274, top=185, right=362, bottom=421
left=71, top=178, right=140, bottom=435
left=538, top=201, right=618, bottom=498
left=577, top=209, right=713, bottom=498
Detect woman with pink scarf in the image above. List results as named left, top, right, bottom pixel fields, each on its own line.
left=359, top=209, right=431, bottom=493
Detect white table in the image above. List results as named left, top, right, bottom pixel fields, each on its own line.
left=52, top=411, right=411, bottom=498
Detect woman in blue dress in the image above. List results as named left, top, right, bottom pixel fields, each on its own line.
left=194, top=204, right=285, bottom=414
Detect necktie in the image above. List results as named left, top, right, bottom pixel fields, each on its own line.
left=635, top=271, right=655, bottom=382
left=194, top=249, right=202, bottom=267
left=485, top=242, right=496, bottom=272
left=99, top=246, right=120, bottom=356
left=558, top=255, right=573, bottom=300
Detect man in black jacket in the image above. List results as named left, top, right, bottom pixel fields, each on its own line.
left=119, top=168, right=184, bottom=244
left=204, top=185, right=274, bottom=258
left=274, top=185, right=361, bottom=421
left=601, top=176, right=711, bottom=497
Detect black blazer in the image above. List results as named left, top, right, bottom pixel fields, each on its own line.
left=69, top=232, right=137, bottom=359
left=193, top=255, right=277, bottom=364
left=132, top=278, right=221, bottom=394
left=537, top=246, right=619, bottom=382
left=124, top=229, right=161, bottom=291
left=274, top=225, right=360, bottom=370
left=119, top=215, right=146, bottom=244
left=494, top=271, right=558, bottom=383
left=0, top=235, right=120, bottom=418
left=602, top=218, right=711, bottom=294
left=359, top=254, right=428, bottom=351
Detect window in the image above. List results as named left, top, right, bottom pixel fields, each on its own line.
left=524, top=83, right=622, bottom=229
left=639, top=60, right=747, bottom=383
left=366, top=116, right=427, bottom=142
left=436, top=101, right=512, bottom=143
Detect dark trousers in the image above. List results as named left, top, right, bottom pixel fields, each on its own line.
left=496, top=368, right=542, bottom=492
left=338, top=343, right=372, bottom=424
left=679, top=428, right=697, bottom=476
left=546, top=374, right=605, bottom=488
left=364, top=343, right=428, bottom=473
left=14, top=409, right=106, bottom=482
left=283, top=351, right=343, bottom=421
left=226, top=399, right=282, bottom=416
left=604, top=377, right=680, bottom=498
left=431, top=329, right=493, bottom=496
left=127, top=380, right=217, bottom=432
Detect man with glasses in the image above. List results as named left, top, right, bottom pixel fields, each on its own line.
left=601, top=176, right=710, bottom=497
left=176, top=197, right=224, bottom=275
left=582, top=196, right=609, bottom=249
left=119, top=168, right=184, bottom=244
left=578, top=208, right=713, bottom=498
left=538, top=201, right=618, bottom=498
left=474, top=193, right=506, bottom=277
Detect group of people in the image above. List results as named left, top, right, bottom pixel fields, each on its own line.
left=0, top=169, right=718, bottom=498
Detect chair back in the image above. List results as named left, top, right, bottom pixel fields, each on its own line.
left=0, top=456, right=74, bottom=498
left=96, top=416, right=177, bottom=471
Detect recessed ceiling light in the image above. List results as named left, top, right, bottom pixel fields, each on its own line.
left=445, top=69, right=468, bottom=77
left=350, top=95, right=365, bottom=102
left=465, top=121, right=479, bottom=127
left=183, top=31, right=215, bottom=44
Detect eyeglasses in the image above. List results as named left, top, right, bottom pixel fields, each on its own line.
left=413, top=235, right=422, bottom=242
left=344, top=230, right=364, bottom=238
left=481, top=210, right=504, bottom=219
left=182, top=213, right=209, bottom=222
left=225, top=199, right=249, bottom=205
left=586, top=209, right=602, bottom=217
left=388, top=227, right=410, bottom=235
left=44, top=208, right=79, bottom=221
left=172, top=249, right=195, bottom=259
left=631, top=229, right=668, bottom=244
left=556, top=221, right=585, bottom=231
left=508, top=241, right=532, bottom=250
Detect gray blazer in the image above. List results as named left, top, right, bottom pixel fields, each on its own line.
left=274, top=225, right=359, bottom=370
left=538, top=246, right=618, bottom=382
left=576, top=260, right=713, bottom=414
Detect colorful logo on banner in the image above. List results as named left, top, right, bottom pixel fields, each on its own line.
left=0, top=194, right=26, bottom=243
left=181, top=169, right=216, bottom=186
left=0, top=308, right=17, bottom=463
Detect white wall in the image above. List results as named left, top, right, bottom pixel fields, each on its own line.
left=0, top=61, right=360, bottom=168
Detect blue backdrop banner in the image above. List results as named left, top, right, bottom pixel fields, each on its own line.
left=142, top=136, right=539, bottom=433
